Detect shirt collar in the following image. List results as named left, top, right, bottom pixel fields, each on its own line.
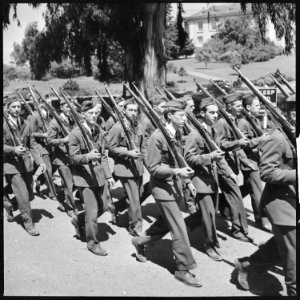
left=9, top=114, right=20, bottom=127
left=165, top=122, right=176, bottom=137
left=60, top=113, right=69, bottom=124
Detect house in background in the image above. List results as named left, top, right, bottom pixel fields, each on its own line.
left=184, top=3, right=286, bottom=50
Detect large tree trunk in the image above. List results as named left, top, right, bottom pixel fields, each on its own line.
left=124, top=3, right=167, bottom=99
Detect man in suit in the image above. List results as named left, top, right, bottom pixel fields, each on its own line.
left=107, top=98, right=147, bottom=236
left=47, top=98, right=77, bottom=226
left=131, top=100, right=202, bottom=288
left=213, top=93, right=254, bottom=243
left=239, top=92, right=271, bottom=231
left=30, top=104, right=57, bottom=201
left=184, top=97, right=240, bottom=261
left=69, top=100, right=114, bottom=256
left=4, top=97, right=46, bottom=236
left=235, top=127, right=296, bottom=296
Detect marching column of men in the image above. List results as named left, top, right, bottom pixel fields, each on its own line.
left=3, top=88, right=296, bottom=294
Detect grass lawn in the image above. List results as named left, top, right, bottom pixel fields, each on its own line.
left=4, top=53, right=295, bottom=96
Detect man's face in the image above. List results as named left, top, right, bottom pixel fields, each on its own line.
left=124, top=103, right=138, bottom=119
left=153, top=101, right=166, bottom=116
left=94, top=103, right=102, bottom=117
left=8, top=101, right=21, bottom=118
left=185, top=99, right=195, bottom=113
left=168, top=110, right=186, bottom=128
left=61, top=103, right=71, bottom=116
left=229, top=100, right=243, bottom=116
left=289, top=110, right=296, bottom=122
left=118, top=101, right=125, bottom=110
left=247, top=98, right=260, bottom=117
left=200, top=104, right=219, bottom=126
left=84, top=108, right=98, bottom=126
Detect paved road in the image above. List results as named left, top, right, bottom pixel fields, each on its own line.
left=4, top=160, right=286, bottom=296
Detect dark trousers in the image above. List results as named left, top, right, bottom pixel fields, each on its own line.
left=36, top=154, right=56, bottom=198
left=240, top=170, right=263, bottom=221
left=137, top=198, right=197, bottom=271
left=119, top=177, right=143, bottom=234
left=218, top=174, right=248, bottom=235
left=79, top=186, right=105, bottom=247
left=5, top=172, right=33, bottom=213
left=194, top=193, right=218, bottom=247
left=239, top=224, right=296, bottom=296
left=57, top=165, right=75, bottom=212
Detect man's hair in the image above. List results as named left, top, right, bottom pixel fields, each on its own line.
left=124, top=98, right=137, bottom=109
left=242, top=93, right=256, bottom=108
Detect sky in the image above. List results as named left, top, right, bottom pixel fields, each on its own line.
left=2, top=3, right=208, bottom=65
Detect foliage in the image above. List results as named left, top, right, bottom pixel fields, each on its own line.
left=166, top=81, right=175, bottom=88
left=62, top=79, right=80, bottom=91
left=177, top=66, right=187, bottom=77
left=10, top=42, right=27, bottom=65
left=50, top=59, right=81, bottom=78
left=166, top=62, right=177, bottom=73
left=3, top=64, right=18, bottom=80
left=195, top=48, right=211, bottom=68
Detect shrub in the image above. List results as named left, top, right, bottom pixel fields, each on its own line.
left=286, top=76, right=295, bottom=82
left=264, top=76, right=274, bottom=86
left=167, top=62, right=177, bottom=73
left=254, top=50, right=270, bottom=62
left=256, top=78, right=266, bottom=87
left=50, top=60, right=80, bottom=78
left=3, top=65, right=18, bottom=80
left=62, top=79, right=80, bottom=91
left=177, top=66, right=187, bottom=77
left=166, top=81, right=175, bottom=88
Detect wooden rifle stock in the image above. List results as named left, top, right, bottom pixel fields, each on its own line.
left=269, top=74, right=290, bottom=98
left=27, top=83, right=48, bottom=132
left=34, top=88, right=69, bottom=137
left=125, top=82, right=189, bottom=169
left=15, top=90, right=33, bottom=115
left=276, top=72, right=295, bottom=94
left=234, top=67, right=295, bottom=147
left=93, top=89, right=118, bottom=123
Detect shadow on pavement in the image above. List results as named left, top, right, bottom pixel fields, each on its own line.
left=96, top=222, right=116, bottom=242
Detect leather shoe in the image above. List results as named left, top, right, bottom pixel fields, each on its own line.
left=174, top=270, right=202, bottom=288
left=232, top=232, right=253, bottom=243
left=131, top=237, right=147, bottom=262
left=5, top=207, right=14, bottom=222
left=205, top=246, right=223, bottom=261
left=234, top=259, right=250, bottom=290
left=88, top=244, right=108, bottom=256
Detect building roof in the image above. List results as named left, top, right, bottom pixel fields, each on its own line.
left=185, top=3, right=252, bottom=21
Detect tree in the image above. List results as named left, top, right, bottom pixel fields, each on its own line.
left=195, top=48, right=211, bottom=69
left=10, top=42, right=27, bottom=65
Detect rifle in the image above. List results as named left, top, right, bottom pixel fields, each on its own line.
left=234, top=67, right=295, bottom=148
left=276, top=72, right=295, bottom=94
left=210, top=79, right=228, bottom=96
left=15, top=90, right=33, bottom=115
left=34, top=88, right=69, bottom=137
left=154, top=85, right=169, bottom=101
left=240, top=109, right=264, bottom=137
left=162, top=86, right=176, bottom=100
left=269, top=74, right=290, bottom=98
left=193, top=79, right=247, bottom=140
left=60, top=89, right=82, bottom=111
left=124, top=82, right=190, bottom=169
left=93, top=89, right=118, bottom=123
left=27, top=83, right=48, bottom=132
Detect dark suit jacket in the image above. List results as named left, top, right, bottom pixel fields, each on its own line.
left=214, top=118, right=257, bottom=173
left=107, top=121, right=146, bottom=178
left=184, top=128, right=233, bottom=194
left=47, top=114, right=75, bottom=166
left=69, top=125, right=112, bottom=188
left=4, top=117, right=43, bottom=174
left=259, top=129, right=296, bottom=226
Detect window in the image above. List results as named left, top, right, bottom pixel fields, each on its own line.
left=197, top=21, right=203, bottom=32
left=210, top=20, right=217, bottom=31
left=197, top=36, right=203, bottom=45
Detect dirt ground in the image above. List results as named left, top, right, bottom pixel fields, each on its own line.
left=4, top=158, right=286, bottom=297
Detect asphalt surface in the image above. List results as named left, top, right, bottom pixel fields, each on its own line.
left=4, top=158, right=286, bottom=296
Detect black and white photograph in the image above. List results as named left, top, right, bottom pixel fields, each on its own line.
left=3, top=2, right=297, bottom=297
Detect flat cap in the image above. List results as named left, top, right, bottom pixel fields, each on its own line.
left=5, top=96, right=21, bottom=107
left=81, top=100, right=95, bottom=113
left=192, top=93, right=205, bottom=103
left=223, top=92, right=243, bottom=104
left=115, top=96, right=126, bottom=105
left=199, top=97, right=217, bottom=110
left=164, top=100, right=186, bottom=111
left=149, top=95, right=167, bottom=105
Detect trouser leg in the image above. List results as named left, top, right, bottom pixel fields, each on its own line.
left=81, top=186, right=104, bottom=247
left=272, top=225, right=296, bottom=296
left=218, top=174, right=248, bottom=235
left=58, top=165, right=75, bottom=212
left=241, top=170, right=263, bottom=221
left=120, top=177, right=143, bottom=234
left=42, top=154, right=56, bottom=199
left=195, top=193, right=218, bottom=247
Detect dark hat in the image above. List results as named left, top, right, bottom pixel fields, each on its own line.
left=81, top=100, right=95, bottom=113
left=124, top=97, right=136, bottom=107
left=191, top=93, right=205, bottom=103
left=199, top=97, right=217, bottom=111
left=179, top=94, right=193, bottom=103
left=5, top=96, right=21, bottom=107
left=223, top=92, right=243, bottom=104
left=164, top=100, right=186, bottom=111
left=149, top=95, right=167, bottom=105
